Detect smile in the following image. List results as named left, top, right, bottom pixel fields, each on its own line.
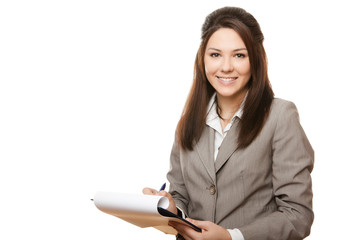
left=216, top=76, right=238, bottom=82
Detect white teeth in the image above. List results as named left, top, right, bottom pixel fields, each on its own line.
left=217, top=77, right=237, bottom=81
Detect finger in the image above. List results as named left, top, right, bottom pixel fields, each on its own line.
left=186, top=218, right=212, bottom=231
left=157, top=190, right=171, bottom=198
left=169, top=221, right=202, bottom=240
left=169, top=222, right=191, bottom=240
left=157, top=191, right=178, bottom=214
left=169, top=221, right=188, bottom=233
left=142, top=187, right=157, bottom=195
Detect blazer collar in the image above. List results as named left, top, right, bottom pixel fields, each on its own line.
left=195, top=126, right=216, bottom=183
left=195, top=118, right=241, bottom=181
left=215, top=118, right=241, bottom=173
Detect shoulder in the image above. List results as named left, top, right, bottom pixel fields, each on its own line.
left=270, top=98, right=297, bottom=113
left=265, top=98, right=300, bottom=130
left=270, top=98, right=299, bottom=119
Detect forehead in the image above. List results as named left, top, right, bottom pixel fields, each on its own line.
left=206, top=28, right=246, bottom=50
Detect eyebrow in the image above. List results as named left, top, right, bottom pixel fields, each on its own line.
left=207, top=47, right=247, bottom=52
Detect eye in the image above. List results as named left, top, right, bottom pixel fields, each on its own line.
left=235, top=53, right=246, bottom=58
left=210, top=53, right=220, bottom=57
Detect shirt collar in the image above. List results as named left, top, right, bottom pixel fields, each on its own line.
left=206, top=92, right=248, bottom=132
left=206, top=93, right=247, bottom=121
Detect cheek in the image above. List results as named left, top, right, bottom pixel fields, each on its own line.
left=204, top=58, right=210, bottom=75
left=234, top=61, right=251, bottom=75
left=204, top=62, right=216, bottom=85
left=204, top=59, right=218, bottom=76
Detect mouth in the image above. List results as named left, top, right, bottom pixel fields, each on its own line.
left=216, top=76, right=238, bottom=82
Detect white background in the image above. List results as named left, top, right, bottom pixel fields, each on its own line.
left=1, top=0, right=359, bottom=239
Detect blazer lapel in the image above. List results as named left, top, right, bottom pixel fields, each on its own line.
left=215, top=118, right=241, bottom=173
left=195, top=125, right=216, bottom=183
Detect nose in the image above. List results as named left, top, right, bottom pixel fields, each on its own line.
left=221, top=57, right=234, bottom=73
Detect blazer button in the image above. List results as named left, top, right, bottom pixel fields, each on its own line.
left=209, top=185, right=216, bottom=195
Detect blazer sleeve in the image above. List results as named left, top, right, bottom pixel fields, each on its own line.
left=239, top=101, right=314, bottom=240
left=166, top=137, right=190, bottom=216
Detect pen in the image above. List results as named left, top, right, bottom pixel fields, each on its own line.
left=159, top=183, right=166, bottom=192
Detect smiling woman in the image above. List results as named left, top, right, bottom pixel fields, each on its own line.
left=143, top=6, right=314, bottom=240
left=177, top=7, right=274, bottom=151
left=204, top=28, right=251, bottom=128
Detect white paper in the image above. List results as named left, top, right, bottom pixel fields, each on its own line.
left=94, top=192, right=169, bottom=215
left=93, top=192, right=178, bottom=234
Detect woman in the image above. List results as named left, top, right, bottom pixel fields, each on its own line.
left=143, top=6, right=314, bottom=240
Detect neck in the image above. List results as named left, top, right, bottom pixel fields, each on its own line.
left=216, top=90, right=247, bottom=120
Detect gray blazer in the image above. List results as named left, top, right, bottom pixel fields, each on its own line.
left=167, top=98, right=314, bottom=240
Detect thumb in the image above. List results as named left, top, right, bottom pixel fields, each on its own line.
left=142, top=187, right=157, bottom=195
left=186, top=218, right=210, bottom=230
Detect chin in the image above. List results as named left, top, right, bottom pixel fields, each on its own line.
left=216, top=88, right=247, bottom=99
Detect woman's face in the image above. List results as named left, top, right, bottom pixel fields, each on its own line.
left=204, top=28, right=251, bottom=102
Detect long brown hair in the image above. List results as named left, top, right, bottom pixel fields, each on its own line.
left=176, top=7, right=274, bottom=151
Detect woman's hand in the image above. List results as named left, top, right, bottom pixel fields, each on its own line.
left=142, top=187, right=178, bottom=215
left=169, top=218, right=231, bottom=240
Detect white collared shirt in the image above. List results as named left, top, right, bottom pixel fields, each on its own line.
left=206, top=93, right=245, bottom=161
left=205, top=93, right=246, bottom=240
